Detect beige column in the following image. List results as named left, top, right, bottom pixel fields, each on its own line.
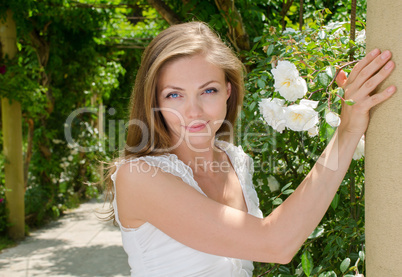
left=366, top=1, right=402, bottom=276
left=0, top=10, right=25, bottom=239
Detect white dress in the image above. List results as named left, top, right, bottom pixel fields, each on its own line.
left=111, top=140, right=263, bottom=277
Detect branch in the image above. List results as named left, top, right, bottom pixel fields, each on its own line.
left=215, top=0, right=250, bottom=51
left=68, top=1, right=139, bottom=9
left=23, top=118, right=34, bottom=188
left=349, top=0, right=357, bottom=61
left=281, top=0, right=294, bottom=31
left=147, top=0, right=181, bottom=25
left=299, top=0, right=304, bottom=31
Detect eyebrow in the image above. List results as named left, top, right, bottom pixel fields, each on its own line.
left=162, top=80, right=220, bottom=92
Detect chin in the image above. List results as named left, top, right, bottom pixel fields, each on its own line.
left=182, top=134, right=215, bottom=153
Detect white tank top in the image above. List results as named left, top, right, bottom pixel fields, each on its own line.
left=111, top=140, right=263, bottom=276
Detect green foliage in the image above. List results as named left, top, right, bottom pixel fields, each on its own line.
left=0, top=197, right=9, bottom=234
left=0, top=0, right=165, bottom=227
left=240, top=10, right=367, bottom=277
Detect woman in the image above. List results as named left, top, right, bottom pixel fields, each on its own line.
left=107, top=22, right=395, bottom=276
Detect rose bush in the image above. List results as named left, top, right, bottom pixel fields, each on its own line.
left=241, top=13, right=367, bottom=276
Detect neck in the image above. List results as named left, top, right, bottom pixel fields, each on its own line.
left=170, top=137, right=225, bottom=176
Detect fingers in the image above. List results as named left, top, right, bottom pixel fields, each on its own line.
left=363, top=85, right=396, bottom=110
left=358, top=60, right=395, bottom=97
left=348, top=50, right=392, bottom=92
left=346, top=48, right=381, bottom=85
left=335, top=70, right=347, bottom=87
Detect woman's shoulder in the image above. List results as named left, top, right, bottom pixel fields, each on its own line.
left=112, top=153, right=204, bottom=195
left=112, top=153, right=189, bottom=180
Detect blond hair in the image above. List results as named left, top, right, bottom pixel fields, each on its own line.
left=103, top=21, right=245, bottom=222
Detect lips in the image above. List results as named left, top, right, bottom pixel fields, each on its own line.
left=184, top=121, right=210, bottom=132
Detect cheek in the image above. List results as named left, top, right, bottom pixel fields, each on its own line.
left=205, top=97, right=227, bottom=119
left=160, top=109, right=184, bottom=128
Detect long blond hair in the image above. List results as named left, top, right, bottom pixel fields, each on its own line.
left=103, top=21, right=245, bottom=222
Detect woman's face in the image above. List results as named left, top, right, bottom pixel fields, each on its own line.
left=157, top=54, right=231, bottom=151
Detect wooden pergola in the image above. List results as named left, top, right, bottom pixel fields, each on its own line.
left=0, top=10, right=25, bottom=240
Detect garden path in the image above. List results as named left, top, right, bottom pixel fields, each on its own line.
left=0, top=198, right=130, bottom=277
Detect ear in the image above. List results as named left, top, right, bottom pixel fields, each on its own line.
left=226, top=82, right=232, bottom=100
left=336, top=70, right=348, bottom=88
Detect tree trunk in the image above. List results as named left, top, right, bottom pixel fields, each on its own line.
left=0, top=10, right=25, bottom=240
left=299, top=0, right=304, bottom=31
left=280, top=0, right=294, bottom=31
left=147, top=0, right=181, bottom=25
left=214, top=0, right=250, bottom=52
left=349, top=0, right=357, bottom=61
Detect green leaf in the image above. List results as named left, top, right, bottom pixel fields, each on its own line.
left=340, top=258, right=351, bottom=273
left=309, top=226, right=325, bottom=239
left=344, top=99, right=356, bottom=105
left=336, top=237, right=343, bottom=247
left=340, top=37, right=349, bottom=44
left=359, top=250, right=365, bottom=262
left=302, top=251, right=314, bottom=276
left=331, top=193, right=340, bottom=210
left=257, top=79, right=266, bottom=89
left=278, top=265, right=291, bottom=274
left=272, top=198, right=283, bottom=205
left=254, top=36, right=262, bottom=42
left=325, top=66, right=336, bottom=78
left=249, top=101, right=257, bottom=111
left=318, top=72, right=330, bottom=87
left=266, top=44, right=275, bottom=56
left=282, top=189, right=294, bottom=195
left=281, top=182, right=292, bottom=192
left=318, top=271, right=337, bottom=277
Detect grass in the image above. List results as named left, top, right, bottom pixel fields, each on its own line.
left=0, top=235, right=17, bottom=252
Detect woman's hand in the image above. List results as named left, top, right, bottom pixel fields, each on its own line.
left=335, top=49, right=396, bottom=136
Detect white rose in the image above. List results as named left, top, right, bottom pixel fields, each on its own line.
left=297, top=165, right=304, bottom=174
left=355, top=29, right=366, bottom=44
left=271, top=61, right=308, bottom=101
left=307, top=125, right=319, bottom=137
left=284, top=104, right=319, bottom=131
left=259, top=98, right=286, bottom=133
left=300, top=99, right=319, bottom=109
left=325, top=111, right=341, bottom=127
left=267, top=175, right=280, bottom=192
left=353, top=136, right=365, bottom=160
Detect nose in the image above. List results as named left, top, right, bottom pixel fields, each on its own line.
left=185, top=97, right=203, bottom=119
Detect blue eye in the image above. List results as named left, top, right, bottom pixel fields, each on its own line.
left=167, top=93, right=179, bottom=98
left=204, top=88, right=217, bottom=94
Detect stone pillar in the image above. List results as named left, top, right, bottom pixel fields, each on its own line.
left=366, top=1, right=402, bottom=276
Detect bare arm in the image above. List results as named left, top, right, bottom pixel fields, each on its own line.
left=259, top=48, right=396, bottom=261
left=115, top=49, right=395, bottom=264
